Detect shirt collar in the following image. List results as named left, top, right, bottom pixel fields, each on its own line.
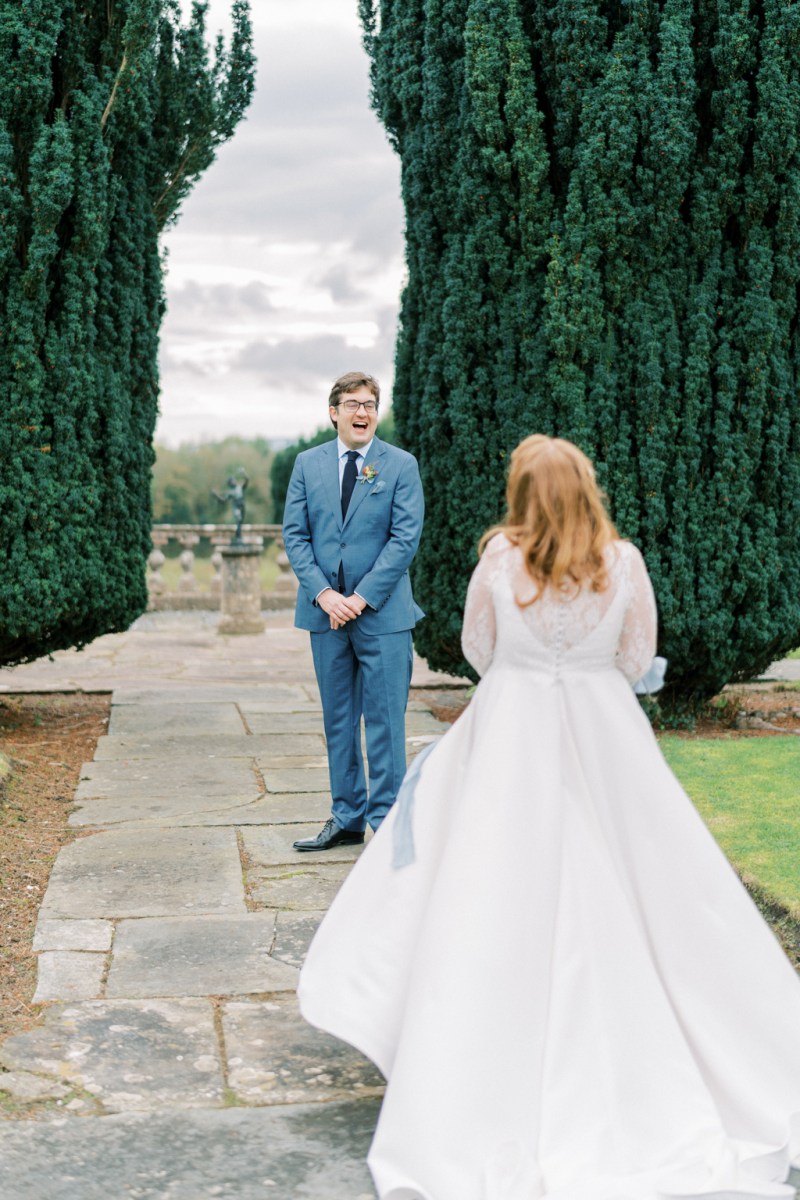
left=337, top=436, right=374, bottom=461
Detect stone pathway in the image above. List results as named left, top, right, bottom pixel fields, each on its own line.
left=0, top=614, right=453, bottom=1199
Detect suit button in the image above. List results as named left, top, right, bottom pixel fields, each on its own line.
left=341, top=542, right=347, bottom=548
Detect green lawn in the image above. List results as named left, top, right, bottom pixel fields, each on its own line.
left=788, top=648, right=800, bottom=660
left=661, top=736, right=800, bottom=914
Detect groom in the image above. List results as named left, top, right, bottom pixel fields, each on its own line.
left=283, top=371, right=425, bottom=851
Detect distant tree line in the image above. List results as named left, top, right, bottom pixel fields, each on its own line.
left=151, top=412, right=395, bottom=531
left=152, top=437, right=274, bottom=526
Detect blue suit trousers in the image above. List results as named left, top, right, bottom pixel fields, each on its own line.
left=310, top=622, right=414, bottom=832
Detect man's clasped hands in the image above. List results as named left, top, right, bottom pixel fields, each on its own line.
left=317, top=589, right=367, bottom=630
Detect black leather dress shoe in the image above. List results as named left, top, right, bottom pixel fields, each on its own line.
left=293, top=817, right=365, bottom=852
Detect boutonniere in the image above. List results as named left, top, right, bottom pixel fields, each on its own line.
left=358, top=463, right=380, bottom=484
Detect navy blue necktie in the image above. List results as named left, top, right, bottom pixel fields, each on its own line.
left=341, top=450, right=359, bottom=518
left=338, top=450, right=359, bottom=592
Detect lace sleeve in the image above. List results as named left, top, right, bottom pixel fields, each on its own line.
left=461, top=537, right=504, bottom=677
left=615, top=543, right=658, bottom=683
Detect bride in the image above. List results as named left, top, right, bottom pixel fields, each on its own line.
left=299, top=434, right=800, bottom=1200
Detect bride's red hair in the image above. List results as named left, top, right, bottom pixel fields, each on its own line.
left=479, top=435, right=618, bottom=605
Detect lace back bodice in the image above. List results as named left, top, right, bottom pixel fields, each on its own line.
left=462, top=535, right=657, bottom=681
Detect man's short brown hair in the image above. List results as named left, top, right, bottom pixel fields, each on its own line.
left=328, top=372, right=381, bottom=408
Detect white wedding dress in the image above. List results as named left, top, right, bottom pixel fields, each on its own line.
left=299, top=535, right=800, bottom=1200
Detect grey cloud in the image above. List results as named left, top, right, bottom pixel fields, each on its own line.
left=236, top=333, right=390, bottom=383
left=240, top=281, right=274, bottom=311
left=245, top=28, right=378, bottom=129
left=166, top=280, right=273, bottom=316
left=160, top=352, right=211, bottom=378
left=174, top=27, right=403, bottom=255
left=178, top=135, right=403, bottom=256
left=372, top=305, right=400, bottom=363
left=163, top=255, right=397, bottom=335
left=316, top=262, right=370, bottom=304
left=161, top=317, right=397, bottom=389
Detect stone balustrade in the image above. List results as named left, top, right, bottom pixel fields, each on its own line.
left=147, top=524, right=297, bottom=611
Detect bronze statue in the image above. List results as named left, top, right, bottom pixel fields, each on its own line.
left=212, top=469, right=249, bottom=543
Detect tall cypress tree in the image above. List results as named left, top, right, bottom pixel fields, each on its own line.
left=0, top=0, right=254, bottom=665
left=360, top=0, right=800, bottom=708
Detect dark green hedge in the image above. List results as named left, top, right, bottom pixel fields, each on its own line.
left=0, top=0, right=254, bottom=665
left=359, top=0, right=800, bottom=708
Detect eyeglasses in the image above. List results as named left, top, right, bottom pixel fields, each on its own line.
left=337, top=399, right=378, bottom=414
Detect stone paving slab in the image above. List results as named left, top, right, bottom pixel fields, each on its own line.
left=111, top=684, right=316, bottom=707
left=256, top=753, right=329, bottom=770
left=262, top=765, right=331, bottom=792
left=223, top=998, right=384, bottom=1106
left=108, top=703, right=245, bottom=737
left=405, top=711, right=450, bottom=735
left=177, top=666, right=315, bottom=687
left=238, top=698, right=323, bottom=719
left=0, top=999, right=224, bottom=1113
left=71, top=760, right=262, bottom=820
left=406, top=731, right=445, bottom=750
left=75, top=757, right=260, bottom=798
left=239, top=711, right=326, bottom=735
left=253, top=732, right=327, bottom=756
left=83, top=792, right=333, bottom=830
left=0, top=1071, right=72, bottom=1103
left=68, top=788, right=270, bottom=829
left=235, top=793, right=334, bottom=826
left=242, top=825, right=370, bottom=868
left=232, top=792, right=330, bottom=824
left=40, top=828, right=246, bottom=919
left=33, top=951, right=107, bottom=1003
left=271, top=911, right=325, bottom=969
left=243, top=708, right=447, bottom=740
left=33, top=918, right=113, bottom=952
left=0, top=1101, right=380, bottom=1199
left=92, top=733, right=316, bottom=760
left=248, top=863, right=353, bottom=911
left=761, top=659, right=800, bottom=681
left=106, top=915, right=298, bottom=999
left=238, top=683, right=319, bottom=705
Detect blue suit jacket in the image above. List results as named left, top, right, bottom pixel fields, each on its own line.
left=283, top=436, right=425, bottom=634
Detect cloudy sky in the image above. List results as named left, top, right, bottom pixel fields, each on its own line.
left=158, top=0, right=404, bottom=447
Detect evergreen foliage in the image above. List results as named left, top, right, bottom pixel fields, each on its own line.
left=153, top=437, right=274, bottom=525
left=359, top=0, right=800, bottom=708
left=0, top=0, right=255, bottom=665
left=272, top=410, right=397, bottom=518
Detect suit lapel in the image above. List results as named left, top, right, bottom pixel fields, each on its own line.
left=318, top=439, right=343, bottom=531
left=342, top=438, right=386, bottom=531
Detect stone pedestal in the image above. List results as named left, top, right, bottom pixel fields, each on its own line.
left=218, top=541, right=265, bottom=635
